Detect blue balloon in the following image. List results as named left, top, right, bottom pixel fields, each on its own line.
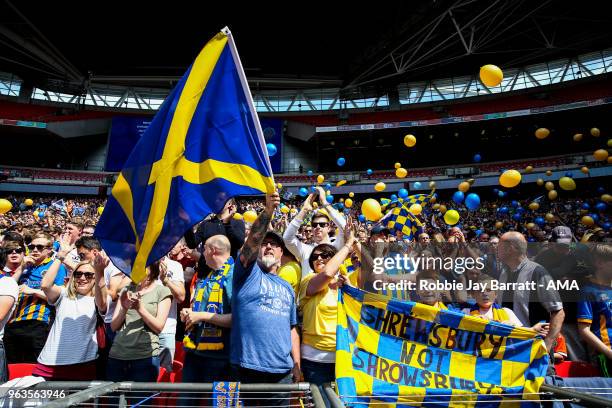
left=452, top=191, right=465, bottom=204
left=413, top=182, right=422, bottom=189
left=390, top=194, right=398, bottom=201
left=337, top=157, right=346, bottom=166
left=595, top=202, right=607, bottom=211
left=465, top=193, right=481, bottom=210
left=325, top=183, right=332, bottom=190
left=299, top=187, right=308, bottom=197
left=366, top=169, right=373, bottom=175
left=398, top=188, right=409, bottom=199
left=358, top=214, right=366, bottom=222
left=475, top=229, right=483, bottom=236
left=326, top=195, right=334, bottom=204
left=473, top=153, right=482, bottom=163
left=266, top=143, right=277, bottom=156
left=512, top=213, right=522, bottom=221
left=590, top=213, right=600, bottom=222
left=493, top=188, right=499, bottom=194
left=603, top=222, right=611, bottom=231
left=38, top=211, right=45, bottom=218
left=499, top=206, right=509, bottom=214
left=511, top=200, right=519, bottom=208
left=535, top=217, right=545, bottom=226
left=516, top=207, right=525, bottom=214
left=582, top=203, right=591, bottom=210
left=498, top=191, right=505, bottom=198
left=307, top=170, right=313, bottom=176
left=597, top=187, right=605, bottom=194
left=565, top=172, right=573, bottom=178
left=310, top=186, right=317, bottom=193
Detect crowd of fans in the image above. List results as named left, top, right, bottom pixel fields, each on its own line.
left=0, top=187, right=610, bottom=406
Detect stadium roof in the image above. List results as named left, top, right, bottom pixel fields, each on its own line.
left=2, top=0, right=612, bottom=97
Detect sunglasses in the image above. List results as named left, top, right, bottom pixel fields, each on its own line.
left=27, top=244, right=50, bottom=251
left=262, top=241, right=281, bottom=248
left=312, top=252, right=333, bottom=261
left=7, top=248, right=24, bottom=254
left=74, top=271, right=95, bottom=280
left=312, top=222, right=329, bottom=228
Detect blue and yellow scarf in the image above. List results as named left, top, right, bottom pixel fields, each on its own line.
left=184, top=257, right=233, bottom=351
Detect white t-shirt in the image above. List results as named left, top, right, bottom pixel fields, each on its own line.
left=103, top=262, right=125, bottom=324
left=38, top=287, right=98, bottom=366
left=0, top=276, right=19, bottom=341
left=462, top=306, right=524, bottom=327
left=157, top=258, right=184, bottom=335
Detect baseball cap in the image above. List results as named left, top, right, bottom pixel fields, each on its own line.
left=551, top=226, right=573, bottom=244
left=263, top=231, right=284, bottom=247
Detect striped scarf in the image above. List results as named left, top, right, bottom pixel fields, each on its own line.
left=184, top=256, right=234, bottom=351
left=469, top=303, right=510, bottom=322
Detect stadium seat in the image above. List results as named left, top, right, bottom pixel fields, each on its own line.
left=7, top=363, right=36, bottom=380
left=554, top=361, right=601, bottom=377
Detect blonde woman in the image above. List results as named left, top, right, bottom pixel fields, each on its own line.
left=32, top=254, right=107, bottom=380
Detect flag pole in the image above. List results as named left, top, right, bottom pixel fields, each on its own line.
left=223, top=26, right=276, bottom=186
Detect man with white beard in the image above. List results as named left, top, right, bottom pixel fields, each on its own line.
left=231, top=191, right=301, bottom=407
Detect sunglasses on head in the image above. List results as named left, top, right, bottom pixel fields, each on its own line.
left=312, top=252, right=333, bottom=261
left=312, top=222, right=329, bottom=228
left=74, top=271, right=95, bottom=280
left=7, top=248, right=24, bottom=254
left=27, top=244, right=50, bottom=251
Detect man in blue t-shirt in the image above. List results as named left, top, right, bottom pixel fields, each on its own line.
left=231, top=191, right=301, bottom=407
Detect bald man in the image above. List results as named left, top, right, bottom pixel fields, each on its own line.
left=497, top=232, right=565, bottom=351
left=180, top=235, right=234, bottom=383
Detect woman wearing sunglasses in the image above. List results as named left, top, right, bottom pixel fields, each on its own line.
left=32, top=255, right=107, bottom=380
left=298, top=224, right=357, bottom=395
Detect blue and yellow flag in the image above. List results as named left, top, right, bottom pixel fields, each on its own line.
left=95, top=28, right=275, bottom=282
left=384, top=194, right=432, bottom=240
left=336, top=286, right=548, bottom=407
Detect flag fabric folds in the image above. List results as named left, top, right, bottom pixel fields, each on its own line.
left=384, top=194, right=432, bottom=240
left=95, top=28, right=275, bottom=283
left=336, top=286, right=548, bottom=407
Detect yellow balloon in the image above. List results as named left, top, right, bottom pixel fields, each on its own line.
left=525, top=166, right=533, bottom=173
left=443, top=209, right=460, bottom=225
left=591, top=128, right=601, bottom=137
left=608, top=156, right=612, bottom=164
left=548, top=190, right=558, bottom=200
left=545, top=181, right=554, bottom=191
left=495, top=221, right=504, bottom=229
left=349, top=192, right=354, bottom=198
left=290, top=208, right=298, bottom=215
left=409, top=203, right=422, bottom=215
left=601, top=194, right=612, bottom=203
left=281, top=206, right=290, bottom=214
left=24, top=199, right=33, bottom=206
left=545, top=213, right=555, bottom=222
left=439, top=205, right=447, bottom=214
left=361, top=199, right=382, bottom=221
left=458, top=181, right=470, bottom=193
left=535, top=128, right=550, bottom=139
left=429, top=181, right=436, bottom=189
left=546, top=170, right=553, bottom=177
left=581, top=216, right=595, bottom=226
left=394, top=162, right=401, bottom=169
left=97, top=206, right=104, bottom=216
left=467, top=178, right=475, bottom=185
left=536, top=178, right=544, bottom=186
left=529, top=202, right=540, bottom=211
left=0, top=199, right=12, bottom=214
left=243, top=210, right=258, bottom=224
left=594, top=149, right=609, bottom=161
left=326, top=190, right=331, bottom=196
left=429, top=196, right=437, bottom=204
left=276, top=183, right=283, bottom=189
left=559, top=177, right=576, bottom=191
left=479, top=64, right=503, bottom=87
left=336, top=179, right=347, bottom=187
left=608, top=139, right=612, bottom=147
left=526, top=223, right=535, bottom=230
left=573, top=133, right=583, bottom=142
left=374, top=182, right=386, bottom=192
left=233, top=213, right=243, bottom=220
left=317, top=175, right=325, bottom=184
left=404, top=134, right=417, bottom=147
left=433, top=203, right=440, bottom=210
left=345, top=198, right=353, bottom=208
left=339, top=198, right=344, bottom=202
left=395, top=168, right=407, bottom=178
left=499, top=169, right=521, bottom=188
left=581, top=166, right=589, bottom=174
